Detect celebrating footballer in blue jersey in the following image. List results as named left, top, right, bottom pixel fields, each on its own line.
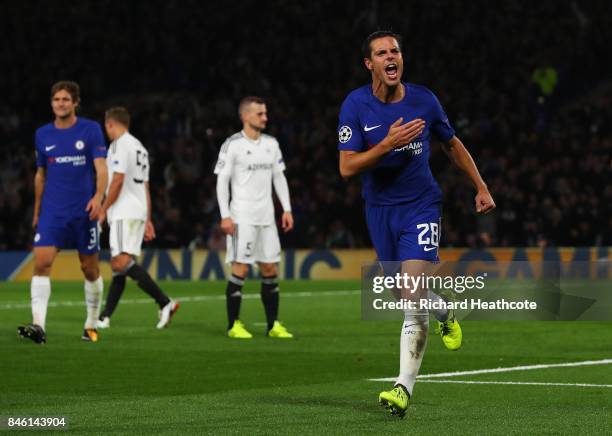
left=338, top=31, right=495, bottom=417
left=18, top=81, right=108, bottom=344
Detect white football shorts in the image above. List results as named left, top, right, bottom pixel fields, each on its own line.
left=109, top=219, right=145, bottom=257
left=226, top=223, right=281, bottom=264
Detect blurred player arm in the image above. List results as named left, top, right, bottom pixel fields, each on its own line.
left=216, top=173, right=234, bottom=235
left=144, top=181, right=155, bottom=241
left=441, top=136, right=496, bottom=214
left=32, top=167, right=46, bottom=228
left=87, top=157, right=108, bottom=220
left=99, top=171, right=125, bottom=225
left=339, top=117, right=425, bottom=178
left=273, top=171, right=293, bottom=232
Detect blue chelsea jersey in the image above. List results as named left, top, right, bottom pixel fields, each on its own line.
left=35, top=117, right=107, bottom=218
left=337, top=83, right=455, bottom=207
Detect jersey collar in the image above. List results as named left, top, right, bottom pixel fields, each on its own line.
left=241, top=129, right=262, bottom=145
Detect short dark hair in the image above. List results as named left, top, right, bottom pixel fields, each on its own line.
left=105, top=106, right=131, bottom=128
left=362, top=30, right=402, bottom=59
left=238, top=96, right=265, bottom=115
left=50, top=80, right=80, bottom=103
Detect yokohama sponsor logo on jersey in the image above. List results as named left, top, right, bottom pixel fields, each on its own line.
left=48, top=155, right=87, bottom=166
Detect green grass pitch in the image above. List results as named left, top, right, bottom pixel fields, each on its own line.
left=1, top=280, right=610, bottom=434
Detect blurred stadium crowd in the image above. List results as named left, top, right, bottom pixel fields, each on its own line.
left=1, top=0, right=610, bottom=250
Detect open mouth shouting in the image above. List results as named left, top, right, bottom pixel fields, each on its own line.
left=384, top=63, right=399, bottom=81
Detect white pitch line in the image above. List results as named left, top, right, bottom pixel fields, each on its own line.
left=368, top=358, right=612, bottom=382
left=419, top=380, right=612, bottom=388
left=0, top=289, right=360, bottom=310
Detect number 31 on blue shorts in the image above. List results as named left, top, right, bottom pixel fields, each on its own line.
left=34, top=215, right=100, bottom=254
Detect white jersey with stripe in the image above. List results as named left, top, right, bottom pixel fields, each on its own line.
left=214, top=131, right=286, bottom=225
left=106, top=132, right=149, bottom=223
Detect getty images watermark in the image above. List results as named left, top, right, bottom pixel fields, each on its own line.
left=361, top=261, right=612, bottom=321
left=371, top=271, right=536, bottom=312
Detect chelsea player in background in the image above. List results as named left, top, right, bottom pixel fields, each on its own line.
left=338, top=31, right=495, bottom=417
left=18, top=81, right=108, bottom=344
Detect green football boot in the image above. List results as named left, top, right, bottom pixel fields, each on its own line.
left=267, top=321, right=293, bottom=338
left=379, top=384, right=410, bottom=418
left=436, top=316, right=462, bottom=351
left=227, top=320, right=253, bottom=339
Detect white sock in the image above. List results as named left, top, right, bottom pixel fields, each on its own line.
left=396, top=312, right=429, bottom=396
left=84, top=276, right=104, bottom=329
left=427, top=289, right=449, bottom=322
left=31, top=276, right=51, bottom=330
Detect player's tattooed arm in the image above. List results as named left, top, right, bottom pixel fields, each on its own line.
left=442, top=136, right=496, bottom=214
left=339, top=117, right=425, bottom=178
left=32, top=167, right=46, bottom=228
left=99, top=172, right=125, bottom=225
left=87, top=157, right=108, bottom=220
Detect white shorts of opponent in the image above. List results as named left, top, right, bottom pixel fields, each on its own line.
left=109, top=219, right=145, bottom=257
left=226, top=223, right=281, bottom=264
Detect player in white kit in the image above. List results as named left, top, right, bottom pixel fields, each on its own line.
left=215, top=96, right=294, bottom=339
left=98, top=107, right=179, bottom=329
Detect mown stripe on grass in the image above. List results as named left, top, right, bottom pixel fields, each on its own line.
left=0, top=290, right=361, bottom=310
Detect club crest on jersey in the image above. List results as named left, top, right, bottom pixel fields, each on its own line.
left=75, top=140, right=85, bottom=150
left=338, top=126, right=352, bottom=143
